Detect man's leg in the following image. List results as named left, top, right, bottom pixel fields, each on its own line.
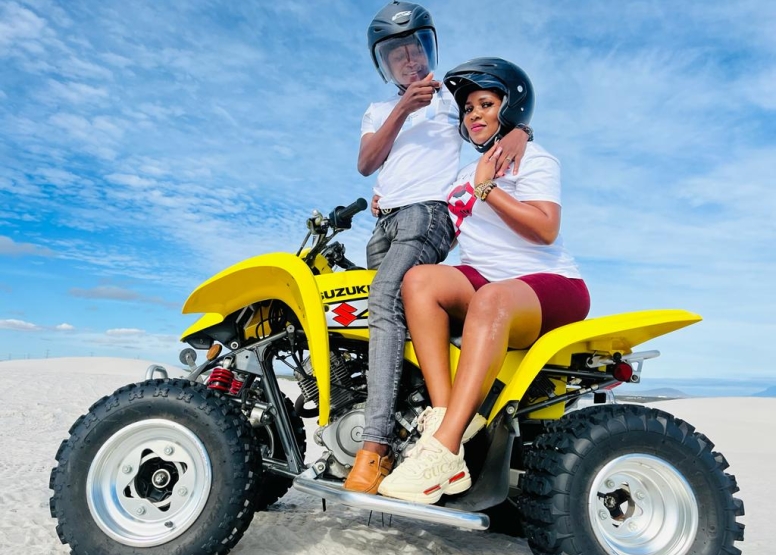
left=345, top=202, right=453, bottom=493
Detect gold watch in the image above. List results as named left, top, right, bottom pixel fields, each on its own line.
left=473, top=180, right=498, bottom=201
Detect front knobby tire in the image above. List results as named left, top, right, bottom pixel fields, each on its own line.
left=518, top=404, right=745, bottom=555
left=49, top=378, right=262, bottom=555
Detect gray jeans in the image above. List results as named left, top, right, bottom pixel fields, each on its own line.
left=362, top=201, right=454, bottom=445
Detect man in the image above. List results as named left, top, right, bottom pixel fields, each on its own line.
left=344, top=1, right=531, bottom=494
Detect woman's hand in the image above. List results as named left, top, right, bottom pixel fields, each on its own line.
left=493, top=127, right=530, bottom=177
left=474, top=143, right=502, bottom=186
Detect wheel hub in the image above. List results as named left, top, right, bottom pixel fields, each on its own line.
left=86, top=419, right=212, bottom=547
left=588, top=454, right=698, bottom=555
left=152, top=468, right=172, bottom=488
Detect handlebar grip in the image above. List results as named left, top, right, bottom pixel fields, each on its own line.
left=329, top=198, right=367, bottom=229
left=335, top=198, right=367, bottom=221
left=337, top=256, right=360, bottom=270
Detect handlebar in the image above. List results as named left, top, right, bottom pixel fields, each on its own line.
left=329, top=197, right=367, bottom=229
left=299, top=198, right=367, bottom=266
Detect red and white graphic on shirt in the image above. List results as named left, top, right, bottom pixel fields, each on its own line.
left=447, top=182, right=477, bottom=237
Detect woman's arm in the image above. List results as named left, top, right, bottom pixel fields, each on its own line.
left=474, top=143, right=560, bottom=245
left=485, top=191, right=559, bottom=245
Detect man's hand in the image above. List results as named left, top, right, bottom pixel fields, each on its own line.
left=396, top=72, right=439, bottom=116
left=492, top=127, right=530, bottom=177
left=371, top=194, right=381, bottom=217
left=358, top=73, right=440, bottom=177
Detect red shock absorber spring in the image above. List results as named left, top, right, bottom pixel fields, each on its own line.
left=207, top=368, right=234, bottom=392
left=229, top=375, right=245, bottom=396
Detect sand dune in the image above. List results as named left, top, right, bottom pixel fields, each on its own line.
left=0, top=357, right=766, bottom=554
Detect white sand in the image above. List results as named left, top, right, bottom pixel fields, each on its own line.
left=0, top=357, right=766, bottom=554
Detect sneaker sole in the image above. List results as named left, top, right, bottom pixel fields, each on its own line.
left=380, top=471, right=472, bottom=504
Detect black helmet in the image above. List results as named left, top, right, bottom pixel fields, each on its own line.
left=368, top=2, right=438, bottom=90
left=444, top=57, right=534, bottom=152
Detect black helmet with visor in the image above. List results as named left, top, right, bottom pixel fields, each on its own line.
left=368, top=2, right=437, bottom=91
left=444, top=57, right=534, bottom=152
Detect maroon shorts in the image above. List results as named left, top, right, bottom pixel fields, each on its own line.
left=454, top=265, right=591, bottom=336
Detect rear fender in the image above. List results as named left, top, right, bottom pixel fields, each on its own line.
left=181, top=253, right=331, bottom=424
left=492, top=309, right=702, bottom=418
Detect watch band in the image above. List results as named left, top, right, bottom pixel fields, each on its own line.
left=517, top=123, right=534, bottom=142
left=473, top=180, right=498, bottom=201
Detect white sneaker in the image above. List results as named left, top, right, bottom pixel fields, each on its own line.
left=416, top=406, right=487, bottom=444
left=378, top=436, right=471, bottom=504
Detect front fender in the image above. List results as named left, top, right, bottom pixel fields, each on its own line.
left=181, top=253, right=331, bottom=424
left=492, top=309, right=702, bottom=418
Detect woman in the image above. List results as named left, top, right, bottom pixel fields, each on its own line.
left=378, top=58, right=590, bottom=504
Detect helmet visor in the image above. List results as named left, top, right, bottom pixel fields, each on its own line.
left=375, top=29, right=437, bottom=87
left=446, top=73, right=507, bottom=111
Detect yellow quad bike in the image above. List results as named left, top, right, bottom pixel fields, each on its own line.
left=50, top=199, right=745, bottom=555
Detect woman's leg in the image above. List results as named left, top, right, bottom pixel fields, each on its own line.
left=433, top=279, right=542, bottom=454
left=402, top=264, right=476, bottom=407
left=379, top=280, right=541, bottom=504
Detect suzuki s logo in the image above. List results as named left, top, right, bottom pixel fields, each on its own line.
left=325, top=298, right=368, bottom=329
left=392, top=10, right=412, bottom=22
left=332, top=303, right=358, bottom=327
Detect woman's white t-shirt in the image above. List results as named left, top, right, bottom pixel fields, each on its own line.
left=447, top=142, right=582, bottom=282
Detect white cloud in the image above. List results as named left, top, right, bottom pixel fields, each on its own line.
left=0, top=3, right=47, bottom=49
left=70, top=285, right=139, bottom=301
left=105, top=173, right=156, bottom=188
left=106, top=328, right=146, bottom=336
left=58, top=56, right=114, bottom=80
left=46, top=113, right=124, bottom=159
left=0, top=319, right=41, bottom=331
left=37, top=167, right=79, bottom=186
left=100, top=52, right=134, bottom=68
left=137, top=102, right=184, bottom=120
left=0, top=236, right=53, bottom=256
left=677, top=148, right=776, bottom=213
left=55, top=323, right=74, bottom=331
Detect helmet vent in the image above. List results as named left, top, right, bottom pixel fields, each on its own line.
left=392, top=11, right=412, bottom=24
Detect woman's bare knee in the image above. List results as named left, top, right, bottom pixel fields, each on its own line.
left=401, top=265, right=436, bottom=302
left=469, top=284, right=510, bottom=318
left=468, top=282, right=541, bottom=333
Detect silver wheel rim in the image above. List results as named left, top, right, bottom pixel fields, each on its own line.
left=86, top=419, right=212, bottom=547
left=588, top=454, right=698, bottom=555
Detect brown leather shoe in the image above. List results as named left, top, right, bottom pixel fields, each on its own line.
left=343, top=449, right=395, bottom=494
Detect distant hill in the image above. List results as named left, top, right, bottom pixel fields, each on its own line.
left=753, top=386, right=776, bottom=398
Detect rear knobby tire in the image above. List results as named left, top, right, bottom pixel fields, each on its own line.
left=518, top=404, right=745, bottom=555
left=49, top=378, right=262, bottom=555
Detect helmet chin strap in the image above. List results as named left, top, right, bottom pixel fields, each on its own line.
left=473, top=126, right=503, bottom=154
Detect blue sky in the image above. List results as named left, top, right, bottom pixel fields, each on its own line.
left=1, top=0, right=774, bottom=381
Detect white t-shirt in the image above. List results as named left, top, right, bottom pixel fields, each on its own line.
left=361, top=87, right=461, bottom=209
left=447, top=142, right=582, bottom=282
